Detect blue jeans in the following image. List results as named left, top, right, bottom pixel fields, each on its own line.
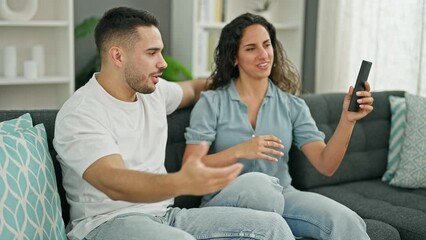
left=84, top=205, right=294, bottom=240
left=201, top=172, right=370, bottom=240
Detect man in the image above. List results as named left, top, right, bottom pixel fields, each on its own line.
left=54, top=7, right=293, bottom=240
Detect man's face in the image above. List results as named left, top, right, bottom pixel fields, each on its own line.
left=124, top=26, right=167, bottom=94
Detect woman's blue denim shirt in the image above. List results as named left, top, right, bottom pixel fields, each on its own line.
left=185, top=79, right=325, bottom=188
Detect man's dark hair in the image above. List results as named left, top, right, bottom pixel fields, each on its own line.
left=95, top=7, right=159, bottom=59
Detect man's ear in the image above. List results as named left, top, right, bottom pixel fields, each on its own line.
left=109, top=46, right=124, bottom=68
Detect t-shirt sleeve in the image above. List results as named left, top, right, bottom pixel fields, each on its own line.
left=53, top=105, right=120, bottom=177
left=291, top=97, right=325, bottom=149
left=157, top=78, right=183, bottom=115
left=185, top=91, right=218, bottom=145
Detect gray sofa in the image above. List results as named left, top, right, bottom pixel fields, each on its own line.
left=1, top=91, right=425, bottom=240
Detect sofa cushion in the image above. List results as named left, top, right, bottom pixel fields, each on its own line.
left=289, top=91, right=405, bottom=190
left=382, top=96, right=406, bottom=182
left=364, top=219, right=400, bottom=240
left=311, top=179, right=426, bottom=240
left=0, top=124, right=66, bottom=239
left=390, top=93, right=426, bottom=188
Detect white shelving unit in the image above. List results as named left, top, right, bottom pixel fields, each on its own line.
left=0, top=0, right=74, bottom=110
left=171, top=0, right=305, bottom=79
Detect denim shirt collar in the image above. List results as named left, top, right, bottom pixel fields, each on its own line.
left=228, top=78, right=274, bottom=101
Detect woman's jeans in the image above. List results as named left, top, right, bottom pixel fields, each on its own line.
left=201, top=172, right=371, bottom=240
left=84, top=205, right=294, bottom=240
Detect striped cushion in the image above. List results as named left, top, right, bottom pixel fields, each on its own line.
left=382, top=96, right=406, bottom=181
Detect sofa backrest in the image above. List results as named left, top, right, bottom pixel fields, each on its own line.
left=289, top=91, right=405, bottom=190
left=165, top=106, right=203, bottom=208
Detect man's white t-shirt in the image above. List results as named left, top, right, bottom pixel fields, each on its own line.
left=53, top=74, right=183, bottom=240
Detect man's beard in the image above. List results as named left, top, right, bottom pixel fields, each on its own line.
left=124, top=64, right=155, bottom=94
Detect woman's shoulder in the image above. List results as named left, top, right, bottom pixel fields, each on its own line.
left=200, top=85, right=231, bottom=101
left=273, top=85, right=305, bottom=106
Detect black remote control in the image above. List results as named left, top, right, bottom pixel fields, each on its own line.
left=348, top=60, right=372, bottom=112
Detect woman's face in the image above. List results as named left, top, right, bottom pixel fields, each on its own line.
left=235, top=24, right=273, bottom=81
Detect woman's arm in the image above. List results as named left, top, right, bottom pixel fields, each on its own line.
left=177, top=79, right=209, bottom=109
left=301, top=82, right=374, bottom=176
left=183, top=135, right=284, bottom=167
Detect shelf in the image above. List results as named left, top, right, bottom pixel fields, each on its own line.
left=0, top=0, right=74, bottom=110
left=0, top=77, right=69, bottom=85
left=0, top=20, right=69, bottom=27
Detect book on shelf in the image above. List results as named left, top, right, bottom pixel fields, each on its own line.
left=199, top=0, right=226, bottom=23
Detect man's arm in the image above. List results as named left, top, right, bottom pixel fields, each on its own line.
left=83, top=143, right=243, bottom=203
left=177, top=79, right=209, bottom=109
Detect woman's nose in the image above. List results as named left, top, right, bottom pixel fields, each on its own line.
left=258, top=48, right=269, bottom=59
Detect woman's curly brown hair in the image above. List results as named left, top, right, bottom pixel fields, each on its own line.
left=208, top=12, right=301, bottom=95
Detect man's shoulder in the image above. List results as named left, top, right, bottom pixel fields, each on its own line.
left=57, top=85, right=105, bottom=123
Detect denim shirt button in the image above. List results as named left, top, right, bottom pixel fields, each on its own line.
left=251, top=134, right=255, bottom=138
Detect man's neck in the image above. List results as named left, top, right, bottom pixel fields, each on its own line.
left=97, top=71, right=137, bottom=102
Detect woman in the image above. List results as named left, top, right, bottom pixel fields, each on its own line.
left=183, top=13, right=373, bottom=240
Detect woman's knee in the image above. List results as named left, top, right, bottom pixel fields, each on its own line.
left=234, top=172, right=282, bottom=191
left=231, top=172, right=285, bottom=214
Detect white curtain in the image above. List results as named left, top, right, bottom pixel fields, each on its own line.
left=315, top=0, right=426, bottom=96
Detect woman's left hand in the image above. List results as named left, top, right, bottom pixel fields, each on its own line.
left=343, top=81, right=374, bottom=122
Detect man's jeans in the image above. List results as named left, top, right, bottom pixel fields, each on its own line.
left=84, top=205, right=294, bottom=240
left=202, top=172, right=371, bottom=240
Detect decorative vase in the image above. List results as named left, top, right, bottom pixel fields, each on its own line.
left=0, top=0, right=38, bottom=21
left=3, top=45, right=17, bottom=78
left=24, top=60, right=38, bottom=79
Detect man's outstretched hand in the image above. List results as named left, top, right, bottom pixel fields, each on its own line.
left=177, top=142, right=243, bottom=196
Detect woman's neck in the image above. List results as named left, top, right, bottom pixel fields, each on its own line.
left=234, top=77, right=268, bottom=99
